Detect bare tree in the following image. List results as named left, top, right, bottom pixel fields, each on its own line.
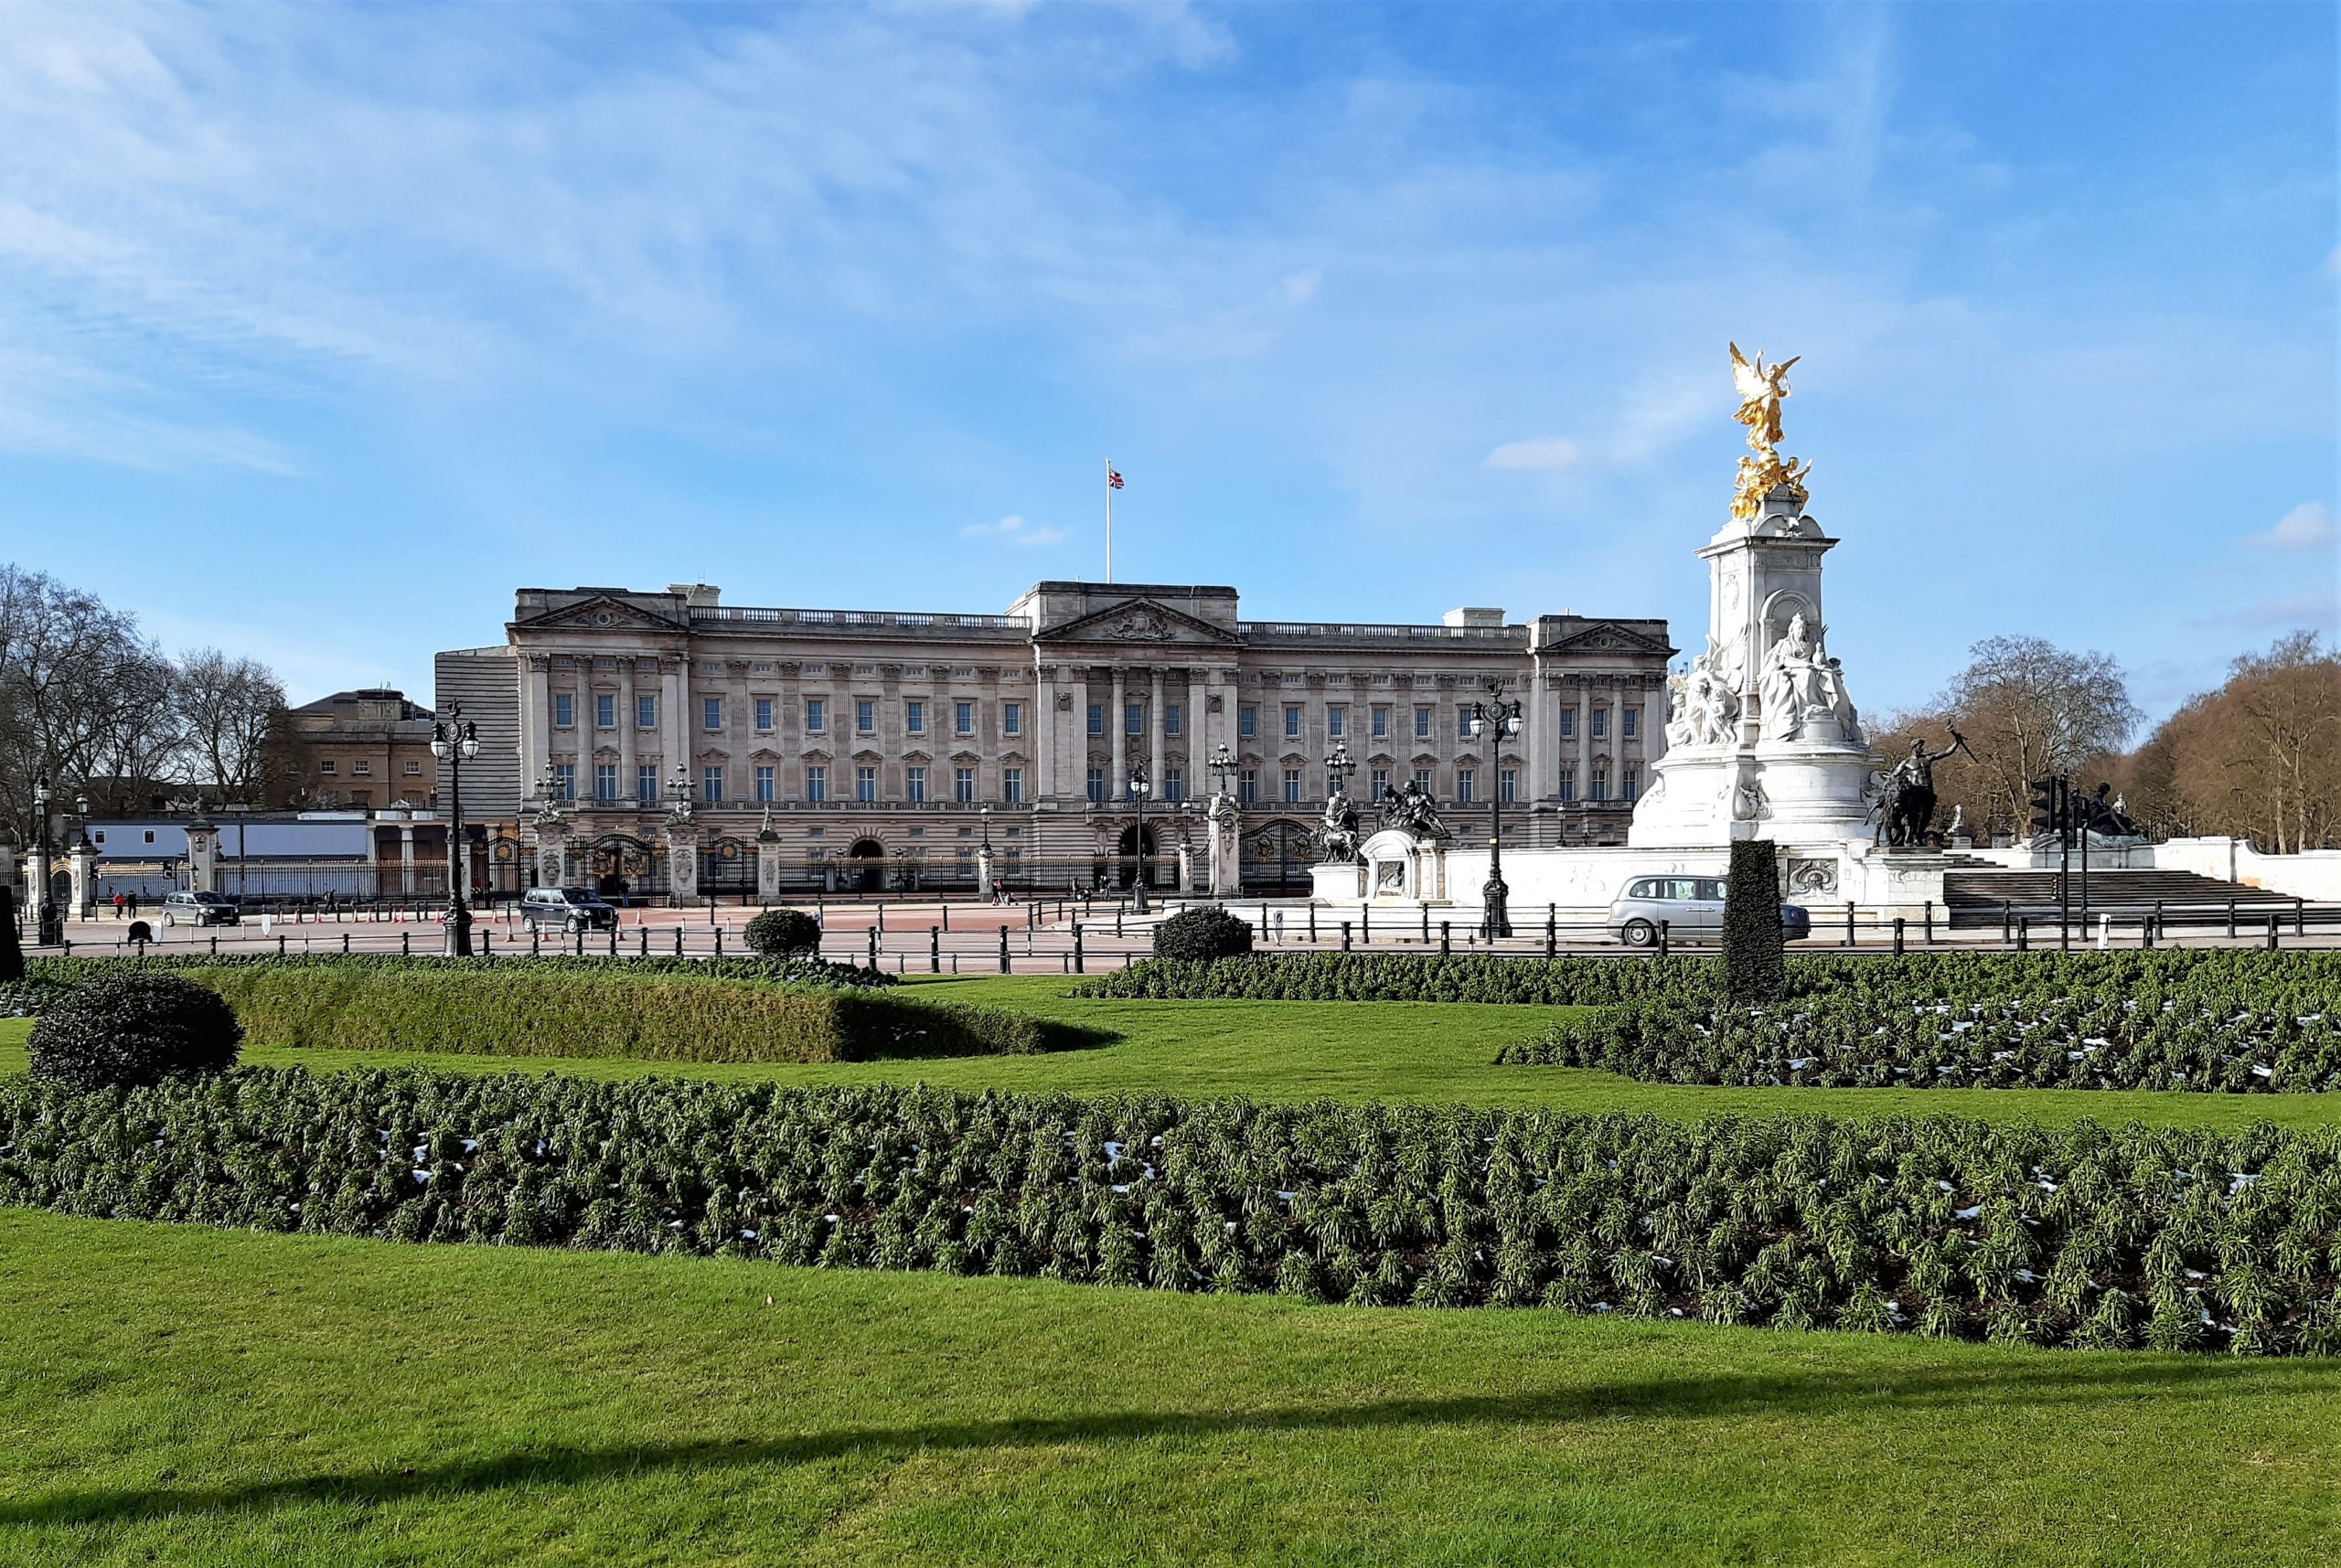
left=2143, top=632, right=2341, bottom=852
left=1938, top=635, right=2142, bottom=837
left=174, top=648, right=290, bottom=805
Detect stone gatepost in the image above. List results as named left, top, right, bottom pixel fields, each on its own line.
left=665, top=823, right=700, bottom=906
left=1206, top=796, right=1241, bottom=897
left=533, top=816, right=570, bottom=889
left=185, top=820, right=219, bottom=894
left=755, top=808, right=783, bottom=902
left=69, top=837, right=98, bottom=918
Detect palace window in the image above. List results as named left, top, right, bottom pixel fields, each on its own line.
left=1371, top=706, right=1389, bottom=739
left=1415, top=706, right=1432, bottom=740
left=1457, top=769, right=1476, bottom=804
left=1002, top=702, right=1021, bottom=736
left=404, top=760, right=422, bottom=776
left=1328, top=706, right=1344, bottom=738
left=1238, top=769, right=1257, bottom=805
left=906, top=766, right=927, bottom=804
left=1164, top=703, right=1181, bottom=737
left=1164, top=766, right=1183, bottom=802
left=595, top=763, right=618, bottom=800
left=1004, top=768, right=1023, bottom=805
left=1369, top=767, right=1389, bottom=798
left=1500, top=767, right=1518, bottom=804
left=856, top=766, right=876, bottom=803
left=1283, top=767, right=1302, bottom=804
left=1457, top=706, right=1473, bottom=740
left=1086, top=766, right=1105, bottom=804
left=636, top=694, right=657, bottom=729
left=553, top=763, right=576, bottom=800
left=637, top=763, right=657, bottom=802
left=702, top=697, right=722, bottom=732
left=1559, top=768, right=1576, bottom=803
left=1590, top=770, right=1609, bottom=802
left=553, top=694, right=574, bottom=729
left=755, top=766, right=775, bottom=803
left=956, top=700, right=975, bottom=735
left=806, top=698, right=825, bottom=733
left=807, top=765, right=828, bottom=803
left=1127, top=703, right=1143, bottom=735
left=1239, top=705, right=1256, bottom=739
left=353, top=760, right=371, bottom=775
left=1414, top=769, right=1433, bottom=795
left=1623, top=768, right=1640, bottom=801
left=861, top=699, right=880, bottom=734
left=1623, top=707, right=1639, bottom=740
left=954, top=767, right=975, bottom=804
left=1591, top=709, right=1608, bottom=740
left=703, top=766, right=724, bottom=804
left=755, top=698, right=774, bottom=731
left=904, top=699, right=924, bottom=734
left=1284, top=704, right=1301, bottom=739
left=1559, top=709, right=1576, bottom=739
left=1088, top=703, right=1105, bottom=736
left=595, top=694, right=615, bottom=728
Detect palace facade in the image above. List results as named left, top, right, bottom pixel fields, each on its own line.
left=460, top=581, right=1673, bottom=895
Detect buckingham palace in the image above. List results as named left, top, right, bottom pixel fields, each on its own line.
left=436, top=580, right=1673, bottom=898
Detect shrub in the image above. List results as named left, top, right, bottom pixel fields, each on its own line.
left=1724, top=839, right=1786, bottom=1003
left=743, top=908, right=823, bottom=958
left=2, top=1069, right=2334, bottom=1354
left=27, top=971, right=243, bottom=1089
left=1152, top=905, right=1255, bottom=963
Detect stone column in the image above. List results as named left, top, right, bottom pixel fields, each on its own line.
left=1111, top=669, right=1128, bottom=790
left=755, top=824, right=783, bottom=902
left=521, top=655, right=551, bottom=797
left=661, top=657, right=689, bottom=798
left=664, top=820, right=700, bottom=906
left=1149, top=667, right=1166, bottom=793
left=533, top=816, right=568, bottom=889
left=399, top=822, right=416, bottom=895
left=1032, top=662, right=1057, bottom=797
left=618, top=657, right=638, bottom=806
left=1576, top=681, right=1592, bottom=796
left=69, top=838, right=96, bottom=918
left=185, top=823, right=219, bottom=894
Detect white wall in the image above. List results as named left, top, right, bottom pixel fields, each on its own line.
left=2155, top=837, right=2341, bottom=901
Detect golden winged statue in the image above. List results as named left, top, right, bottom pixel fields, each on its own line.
left=1726, top=342, right=1811, bottom=520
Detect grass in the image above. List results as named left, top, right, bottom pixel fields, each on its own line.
left=4, top=1209, right=2337, bottom=1567
left=7, top=984, right=2341, bottom=1130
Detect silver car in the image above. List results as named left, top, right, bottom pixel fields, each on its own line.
left=1609, top=876, right=1810, bottom=945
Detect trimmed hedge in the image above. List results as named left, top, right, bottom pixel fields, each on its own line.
left=743, top=909, right=823, bottom=958
left=1070, top=953, right=1719, bottom=1005
left=27, top=972, right=242, bottom=1088
left=1152, top=905, right=1255, bottom=963
left=4, top=1068, right=2336, bottom=1353
left=1723, top=839, right=1786, bottom=1003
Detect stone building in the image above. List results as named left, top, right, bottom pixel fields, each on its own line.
left=468, top=581, right=1672, bottom=896
left=284, top=688, right=438, bottom=811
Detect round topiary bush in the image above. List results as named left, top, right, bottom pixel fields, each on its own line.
left=1152, top=905, right=1255, bottom=963
left=28, top=970, right=243, bottom=1090
left=743, top=908, right=824, bottom=959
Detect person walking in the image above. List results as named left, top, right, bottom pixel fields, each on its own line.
left=126, top=891, right=140, bottom=919
left=112, top=891, right=125, bottom=921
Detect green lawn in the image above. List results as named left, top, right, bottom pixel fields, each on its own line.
left=7, top=984, right=2341, bottom=1130
left=3, top=1211, right=2336, bottom=1567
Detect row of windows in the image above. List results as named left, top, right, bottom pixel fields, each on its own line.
left=1232, top=703, right=1640, bottom=742
left=551, top=763, right=1032, bottom=806
left=317, top=759, right=424, bottom=777
left=551, top=692, right=1025, bottom=740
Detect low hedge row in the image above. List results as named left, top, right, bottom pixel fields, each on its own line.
left=1068, top=949, right=2341, bottom=1011
left=3, top=1069, right=2336, bottom=1352
left=0, top=952, right=892, bottom=1020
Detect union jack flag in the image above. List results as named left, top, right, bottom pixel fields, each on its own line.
left=1106, top=467, right=1124, bottom=489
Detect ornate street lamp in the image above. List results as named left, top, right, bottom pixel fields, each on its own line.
left=428, top=705, right=482, bottom=955
left=979, top=803, right=993, bottom=850
left=1126, top=764, right=1151, bottom=914
left=29, top=772, right=59, bottom=946
left=1208, top=741, right=1235, bottom=799
left=665, top=761, right=695, bottom=821
left=1466, top=678, right=1523, bottom=939
left=1325, top=740, right=1353, bottom=800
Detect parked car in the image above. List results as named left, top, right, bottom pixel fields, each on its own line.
left=160, top=890, right=241, bottom=927
left=1609, top=876, right=1811, bottom=946
left=518, top=886, right=619, bottom=933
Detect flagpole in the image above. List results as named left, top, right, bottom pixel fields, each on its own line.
left=1105, top=457, right=1114, bottom=583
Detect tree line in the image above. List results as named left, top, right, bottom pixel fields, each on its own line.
left=1, top=565, right=294, bottom=853
left=1876, top=628, right=2340, bottom=852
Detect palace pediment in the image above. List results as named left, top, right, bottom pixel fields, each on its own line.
left=513, top=593, right=690, bottom=635
left=1033, top=596, right=1243, bottom=647
left=1539, top=621, right=1675, bottom=657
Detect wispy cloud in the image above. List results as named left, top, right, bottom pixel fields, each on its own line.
left=1482, top=436, right=1583, bottom=473
left=2246, top=501, right=2336, bottom=551
left=961, top=514, right=1070, bottom=547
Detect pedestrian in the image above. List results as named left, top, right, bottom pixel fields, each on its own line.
left=126, top=891, right=140, bottom=918
left=112, top=891, right=125, bottom=921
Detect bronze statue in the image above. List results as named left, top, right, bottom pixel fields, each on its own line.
left=1314, top=786, right=1363, bottom=863
left=1872, top=729, right=1971, bottom=847
left=1380, top=779, right=1452, bottom=842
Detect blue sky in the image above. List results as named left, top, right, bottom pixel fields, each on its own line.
left=1, top=0, right=2332, bottom=728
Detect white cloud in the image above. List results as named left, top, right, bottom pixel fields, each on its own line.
left=961, top=514, right=1070, bottom=547
left=1481, top=436, right=1584, bottom=472
left=2247, top=502, right=2336, bottom=551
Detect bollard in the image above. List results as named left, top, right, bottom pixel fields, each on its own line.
left=1117, top=910, right=1124, bottom=940
left=2296, top=900, right=2307, bottom=937
left=1362, top=905, right=1371, bottom=944
left=2227, top=899, right=2236, bottom=940
left=714, top=926, right=724, bottom=958
left=2267, top=912, right=2280, bottom=950
left=2143, top=912, right=2154, bottom=950
left=609, top=927, right=617, bottom=957
left=2154, top=900, right=2164, bottom=944
left=1923, top=901, right=1934, bottom=944
left=402, top=931, right=411, bottom=956
left=482, top=931, right=493, bottom=956
left=341, top=933, right=350, bottom=955
left=1074, top=923, right=1085, bottom=974
left=673, top=926, right=684, bottom=956
left=575, top=929, right=584, bottom=957
left=209, top=933, right=219, bottom=955
left=1439, top=920, right=1451, bottom=955
left=1308, top=905, right=1317, bottom=944
left=1027, top=902, right=1036, bottom=932
left=1657, top=920, right=1670, bottom=958
left=999, top=926, right=1011, bottom=974
left=929, top=925, right=939, bottom=973
left=1545, top=907, right=1556, bottom=961
left=2016, top=916, right=2029, bottom=952
left=1341, top=920, right=1352, bottom=952
left=1260, top=901, right=1269, bottom=935
left=639, top=927, right=648, bottom=957
left=530, top=927, right=540, bottom=956
left=1421, top=904, right=1430, bottom=944
left=942, top=903, right=950, bottom=933
left=877, top=902, right=886, bottom=933
left=868, top=925, right=880, bottom=965
left=1844, top=901, right=1855, bottom=948
left=2002, top=901, right=2012, bottom=944
left=1892, top=917, right=1906, bottom=956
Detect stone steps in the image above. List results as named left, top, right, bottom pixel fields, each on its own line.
left=1941, top=868, right=2296, bottom=926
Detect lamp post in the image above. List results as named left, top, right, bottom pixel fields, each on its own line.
left=1209, top=742, right=1235, bottom=799
left=979, top=803, right=993, bottom=850
left=29, top=772, right=59, bottom=946
left=1325, top=740, right=1353, bottom=801
left=1126, top=764, right=1151, bottom=913
left=1466, top=678, right=1523, bottom=940
left=428, top=704, right=482, bottom=955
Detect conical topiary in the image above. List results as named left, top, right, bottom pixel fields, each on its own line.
left=1723, top=837, right=1787, bottom=1003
